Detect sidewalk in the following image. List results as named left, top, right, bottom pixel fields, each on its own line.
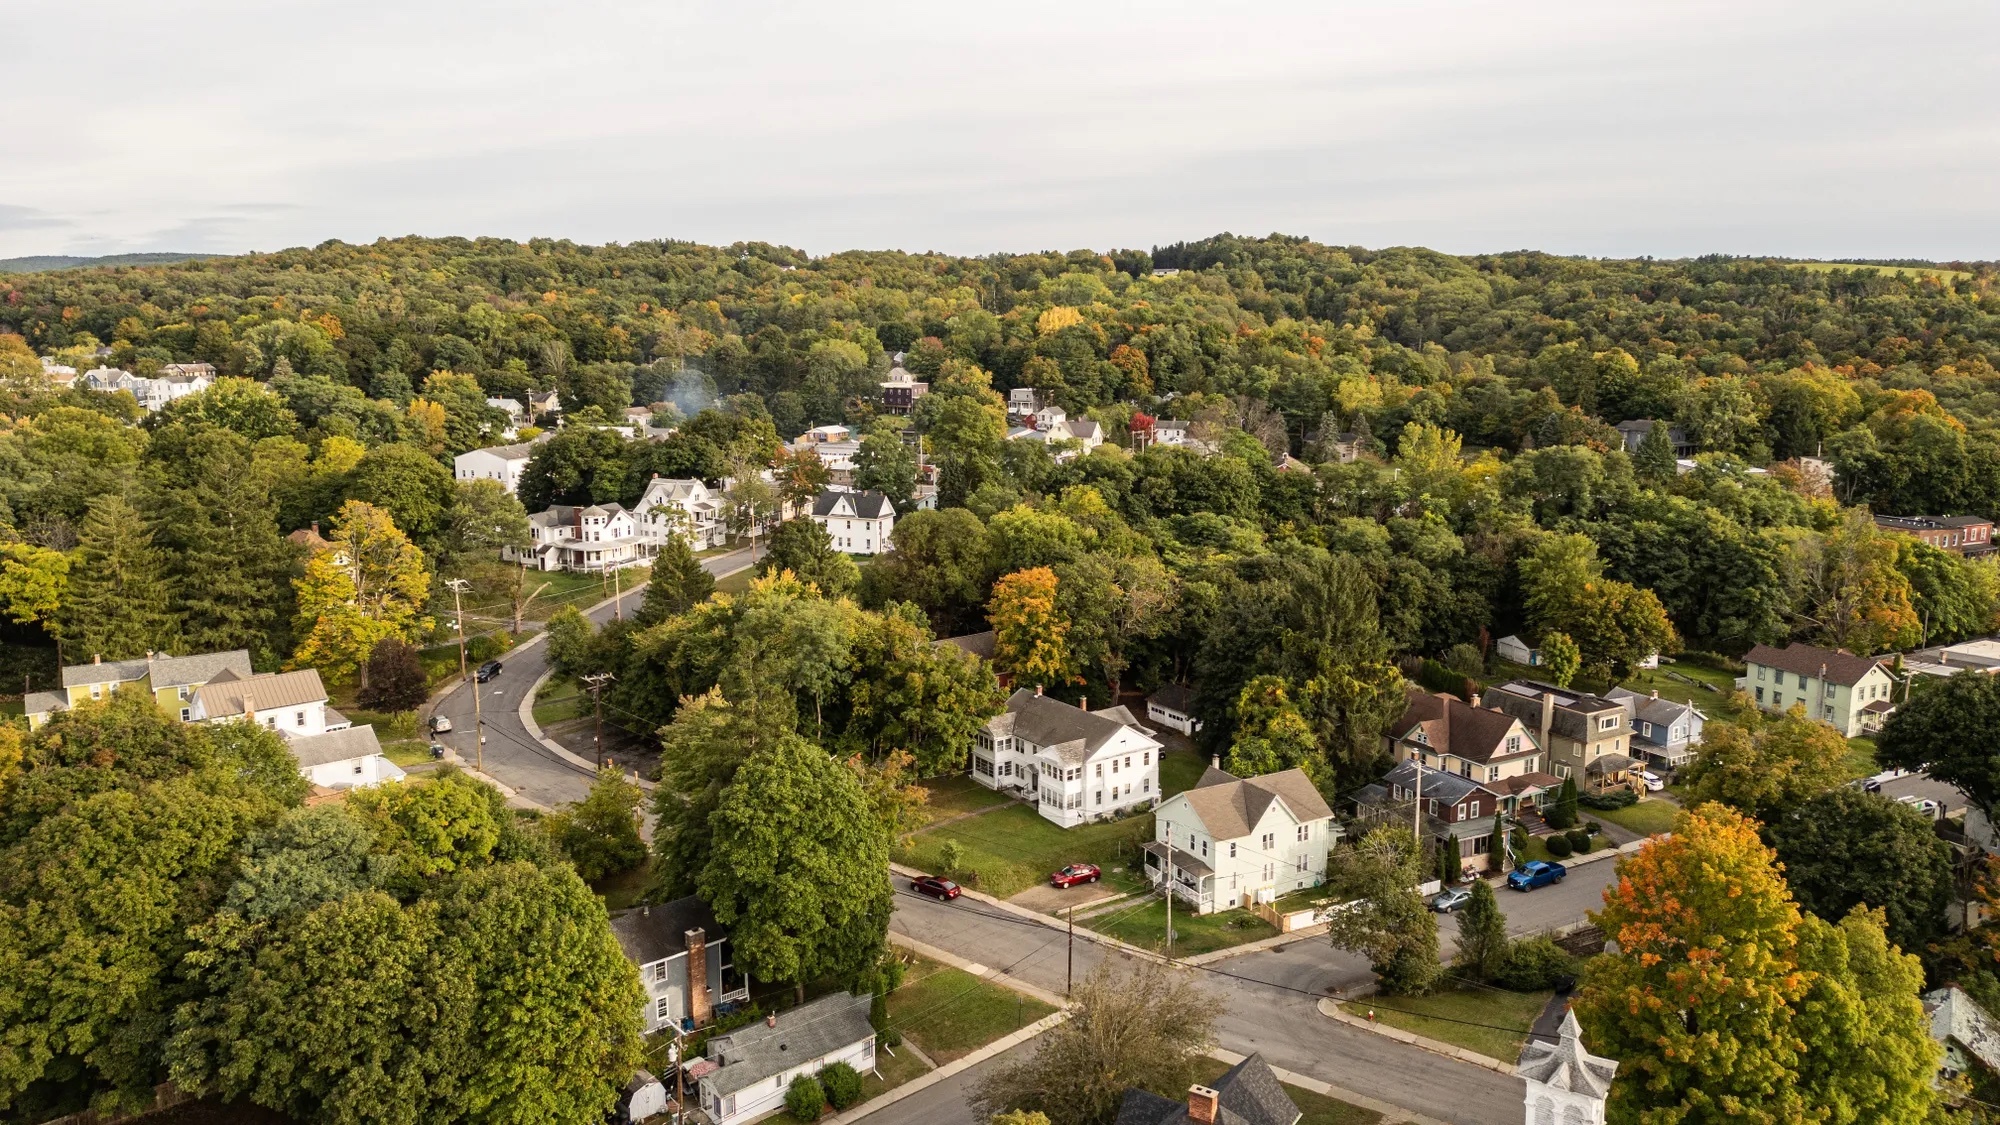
left=1316, top=997, right=1516, bottom=1077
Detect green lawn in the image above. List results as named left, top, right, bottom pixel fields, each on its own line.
left=382, top=740, right=436, bottom=768
left=1590, top=798, right=1679, bottom=837
left=854, top=1041, right=933, bottom=1106
left=1083, top=897, right=1278, bottom=957
left=1845, top=736, right=1879, bottom=779
left=714, top=567, right=758, bottom=596
left=1159, top=749, right=1208, bottom=797
left=1791, top=261, right=1971, bottom=281
left=533, top=677, right=587, bottom=726
left=915, top=774, right=1016, bottom=823
left=1193, top=1060, right=1382, bottom=1125
left=593, top=857, right=653, bottom=912
left=1518, top=834, right=1612, bottom=865
left=887, top=955, right=1056, bottom=1063
left=893, top=803, right=1154, bottom=898
left=1341, top=986, right=1551, bottom=1063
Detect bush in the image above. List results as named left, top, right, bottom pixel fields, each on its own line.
left=1565, top=828, right=1593, bottom=854
left=936, top=840, right=966, bottom=878
left=1444, top=643, right=1485, bottom=678
left=786, top=1074, right=826, bottom=1121
left=1493, top=937, right=1577, bottom=991
left=1580, top=790, right=1637, bottom=810
left=1544, top=834, right=1573, bottom=858
left=820, top=1062, right=862, bottom=1110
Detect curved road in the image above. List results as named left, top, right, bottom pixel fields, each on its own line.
left=427, top=544, right=762, bottom=808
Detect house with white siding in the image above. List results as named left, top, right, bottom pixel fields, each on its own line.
left=695, top=993, right=875, bottom=1125
left=453, top=438, right=544, bottom=494
left=811, top=489, right=894, bottom=555
left=1144, top=764, right=1336, bottom=913
left=511, top=503, right=651, bottom=572
left=635, top=476, right=729, bottom=549
left=290, top=724, right=403, bottom=790
left=971, top=688, right=1162, bottom=827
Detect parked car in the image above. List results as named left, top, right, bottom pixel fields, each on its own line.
left=1897, top=794, right=1945, bottom=820
left=1430, top=888, right=1472, bottom=913
left=429, top=742, right=447, bottom=759
left=476, top=660, right=504, bottom=682
left=910, top=875, right=962, bottom=900
left=428, top=715, right=453, bottom=733
left=1861, top=776, right=1884, bottom=793
left=1641, top=771, right=1665, bottom=792
left=1049, top=863, right=1101, bottom=888
left=1508, top=860, right=1567, bottom=891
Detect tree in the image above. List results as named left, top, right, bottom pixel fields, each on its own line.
left=518, top=427, right=629, bottom=511
left=1878, top=670, right=2000, bottom=823
left=634, top=534, right=714, bottom=627
left=865, top=508, right=992, bottom=634
left=1679, top=710, right=1850, bottom=821
left=1576, top=804, right=1937, bottom=1124
left=853, top=422, right=918, bottom=512
left=548, top=768, right=647, bottom=883
left=1056, top=552, right=1175, bottom=701
left=157, top=376, right=297, bottom=440
left=842, top=607, right=1007, bottom=774
left=1766, top=787, right=1954, bottom=956
left=438, top=479, right=530, bottom=577
left=722, top=463, right=780, bottom=545
left=0, top=541, right=69, bottom=633
left=1790, top=511, right=1922, bottom=655
left=786, top=1074, right=826, bottom=1121
left=649, top=689, right=782, bottom=897
left=347, top=442, right=458, bottom=556
left=1546, top=776, right=1578, bottom=829
left=988, top=567, right=1074, bottom=687
left=1321, top=825, right=1440, bottom=994
left=969, top=960, right=1215, bottom=1125
left=758, top=517, right=859, bottom=599
left=346, top=767, right=504, bottom=879
left=1455, top=879, right=1511, bottom=981
left=1274, top=553, right=1408, bottom=774
left=54, top=492, right=180, bottom=661
left=1634, top=418, right=1677, bottom=479
left=1538, top=631, right=1580, bottom=688
left=544, top=605, right=599, bottom=679
left=292, top=502, right=431, bottom=685
left=1519, top=532, right=1677, bottom=679
left=698, top=734, right=892, bottom=997
left=355, top=638, right=429, bottom=714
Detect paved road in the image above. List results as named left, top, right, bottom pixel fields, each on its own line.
left=890, top=889, right=1523, bottom=1125
left=1439, top=854, right=1622, bottom=949
left=428, top=544, right=761, bottom=807
left=853, top=1036, right=1043, bottom=1125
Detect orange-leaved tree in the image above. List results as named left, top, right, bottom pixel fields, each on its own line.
left=988, top=567, right=1073, bottom=689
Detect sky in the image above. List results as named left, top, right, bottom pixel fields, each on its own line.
left=5, top=0, right=1998, bottom=262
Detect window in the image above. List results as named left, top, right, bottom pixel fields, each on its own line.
left=1797, top=672, right=1808, bottom=688
left=653, top=962, right=668, bottom=983
left=1757, top=666, right=1766, bottom=681
left=1505, top=734, right=1521, bottom=753
left=1487, top=765, right=1500, bottom=781
left=1229, top=842, right=1237, bottom=858
left=973, top=756, right=994, bottom=777
left=352, top=763, right=363, bottom=774
left=1095, top=763, right=1102, bottom=778
left=1598, top=716, right=1619, bottom=732
left=656, top=997, right=671, bottom=1022
left=1143, top=751, right=1150, bottom=765
left=1095, top=790, right=1103, bottom=806
left=1262, top=863, right=1274, bottom=881
left=1200, top=839, right=1208, bottom=857
left=1141, top=778, right=1149, bottom=792
left=178, top=685, right=191, bottom=701
left=1755, top=687, right=1765, bottom=703
left=1261, top=832, right=1275, bottom=850
left=1824, top=705, right=1835, bottom=721
left=1111, top=758, right=1118, bottom=774
left=296, top=711, right=307, bottom=727
left=1456, top=802, right=1466, bottom=818
left=1296, top=854, right=1308, bottom=872
left=1123, top=756, right=1131, bottom=768
left=1297, top=824, right=1310, bottom=841
left=180, top=708, right=191, bottom=721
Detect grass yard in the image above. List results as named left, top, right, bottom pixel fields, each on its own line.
left=855, top=1041, right=934, bottom=1106
left=713, top=566, right=759, bottom=596
left=533, top=677, right=588, bottom=726
left=1845, top=736, right=1880, bottom=779
left=1341, top=985, right=1551, bottom=1063
left=893, top=802, right=1153, bottom=898
left=382, top=740, right=436, bottom=768
left=1158, top=749, right=1209, bottom=797
left=886, top=955, right=1056, bottom=1063
left=1083, top=897, right=1279, bottom=957
left=914, top=774, right=1017, bottom=823
left=1518, top=833, right=1612, bottom=865
left=1193, top=1059, right=1382, bottom=1125
left=592, top=857, right=653, bottom=912
left=1589, top=798, right=1680, bottom=838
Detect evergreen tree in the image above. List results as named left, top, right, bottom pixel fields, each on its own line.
left=356, top=638, right=429, bottom=714
left=1454, top=879, right=1511, bottom=981
left=54, top=492, right=178, bottom=661
left=634, top=535, right=715, bottom=627
left=1634, top=418, right=1677, bottom=479
left=142, top=424, right=295, bottom=664
left=757, top=517, right=858, bottom=599
left=1548, top=776, right=1579, bottom=829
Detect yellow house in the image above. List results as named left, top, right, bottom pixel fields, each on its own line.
left=26, top=650, right=254, bottom=729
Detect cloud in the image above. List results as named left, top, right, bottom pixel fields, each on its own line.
left=0, top=205, right=69, bottom=232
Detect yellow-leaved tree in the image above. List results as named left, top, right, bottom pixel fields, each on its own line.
left=988, top=567, right=1073, bottom=689
left=291, top=500, right=431, bottom=686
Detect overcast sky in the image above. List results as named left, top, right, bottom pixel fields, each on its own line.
left=5, top=0, right=1997, bottom=262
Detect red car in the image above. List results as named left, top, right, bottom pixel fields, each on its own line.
left=1049, top=863, right=1101, bottom=888
left=911, top=875, right=962, bottom=900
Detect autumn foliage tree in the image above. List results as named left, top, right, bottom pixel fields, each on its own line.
left=291, top=500, right=431, bottom=685
left=989, top=566, right=1073, bottom=688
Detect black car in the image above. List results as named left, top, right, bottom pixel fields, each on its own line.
left=475, top=660, right=503, bottom=682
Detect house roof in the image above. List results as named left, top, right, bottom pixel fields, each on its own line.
left=60, top=648, right=253, bottom=690
left=1139, top=840, right=1214, bottom=878
left=1369, top=761, right=1500, bottom=808
left=288, top=724, right=383, bottom=769
left=982, top=689, right=1159, bottom=766
left=1517, top=1010, right=1617, bottom=1096
left=1070, top=419, right=1103, bottom=441
left=463, top=440, right=539, bottom=461
left=1926, top=985, right=2000, bottom=1073
left=1149, top=683, right=1197, bottom=714
left=1743, top=643, right=1884, bottom=687
left=1605, top=687, right=1702, bottom=734
left=1486, top=681, right=1626, bottom=743
left=936, top=630, right=997, bottom=660
left=23, top=690, right=64, bottom=716
left=1585, top=752, right=1639, bottom=775
left=196, top=668, right=328, bottom=718
left=812, top=489, right=893, bottom=520
left=1115, top=1053, right=1300, bottom=1125
left=609, top=895, right=724, bottom=967
left=703, top=992, right=875, bottom=1096
left=1490, top=771, right=1564, bottom=797
left=1174, top=766, right=1334, bottom=840
left=1389, top=688, right=1533, bottom=764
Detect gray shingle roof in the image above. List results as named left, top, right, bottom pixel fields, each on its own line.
left=703, top=992, right=875, bottom=1096
left=23, top=690, right=64, bottom=716
left=812, top=489, right=893, bottom=520
left=287, top=724, right=383, bottom=769
left=983, top=689, right=1159, bottom=766
left=1372, top=760, right=1498, bottom=808
left=609, top=896, right=723, bottom=967
left=1744, top=642, right=1884, bottom=687
left=1175, top=766, right=1333, bottom=841
left=936, top=631, right=997, bottom=660
left=1149, top=683, right=1196, bottom=714
left=1487, top=681, right=1625, bottom=742
left=1115, top=1054, right=1300, bottom=1125
left=60, top=648, right=252, bottom=690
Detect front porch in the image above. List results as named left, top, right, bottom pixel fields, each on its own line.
left=1140, top=841, right=1217, bottom=913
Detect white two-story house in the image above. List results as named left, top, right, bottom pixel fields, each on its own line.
left=511, top=503, right=650, bottom=572
left=635, top=476, right=728, bottom=549
left=972, top=688, right=1162, bottom=828
left=811, top=488, right=895, bottom=555
left=454, top=438, right=543, bottom=494
left=1144, top=763, right=1336, bottom=913
left=1740, top=642, right=1896, bottom=736
left=192, top=667, right=339, bottom=737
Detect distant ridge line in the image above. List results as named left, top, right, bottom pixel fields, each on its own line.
left=0, top=252, right=216, bottom=275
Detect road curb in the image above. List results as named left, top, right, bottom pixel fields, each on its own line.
left=517, top=667, right=651, bottom=789
left=887, top=931, right=1071, bottom=1010
left=889, top=863, right=1167, bottom=964
left=1181, top=921, right=1331, bottom=966
left=1207, top=1047, right=1456, bottom=1125
left=1315, top=997, right=1516, bottom=1076
left=835, top=1009, right=1067, bottom=1125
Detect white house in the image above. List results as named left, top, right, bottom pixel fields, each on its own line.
left=1518, top=1010, right=1615, bottom=1125
left=1145, top=683, right=1202, bottom=735
left=289, top=724, right=404, bottom=790
left=1007, top=387, right=1043, bottom=421
left=512, top=503, right=651, bottom=572
left=1925, top=985, right=2000, bottom=1087
left=635, top=476, right=729, bottom=549
left=1739, top=642, right=1896, bottom=736
left=811, top=489, right=895, bottom=555
left=972, top=688, right=1163, bottom=828
left=1496, top=635, right=1541, bottom=667
left=192, top=667, right=337, bottom=737
left=797, top=424, right=851, bottom=444
left=696, top=993, right=876, bottom=1125
left=79, top=365, right=211, bottom=412
left=454, top=438, right=543, bottom=494
left=1144, top=764, right=1336, bottom=914
left=621, top=1072, right=668, bottom=1125
left=609, top=897, right=751, bottom=1036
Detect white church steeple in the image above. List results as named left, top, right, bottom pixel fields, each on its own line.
left=1517, top=1009, right=1616, bottom=1125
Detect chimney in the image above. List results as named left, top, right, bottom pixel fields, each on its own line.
left=1539, top=692, right=1556, bottom=749
left=94, top=653, right=102, bottom=665
left=1188, top=1086, right=1219, bottom=1125
left=685, top=928, right=712, bottom=1027
left=1468, top=692, right=1481, bottom=708
left=1650, top=689, right=1660, bottom=700
left=1035, top=684, right=1043, bottom=696
left=1079, top=697, right=1088, bottom=712
left=766, top=1012, right=777, bottom=1029
left=1211, top=754, right=1221, bottom=770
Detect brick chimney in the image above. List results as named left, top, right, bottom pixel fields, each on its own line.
left=685, top=928, right=712, bottom=1028
left=1187, top=1085, right=1219, bottom=1125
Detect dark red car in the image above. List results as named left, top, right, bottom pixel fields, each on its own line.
left=1049, top=863, right=1101, bottom=888
left=911, top=875, right=962, bottom=900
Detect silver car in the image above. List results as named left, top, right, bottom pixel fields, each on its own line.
left=1431, top=888, right=1473, bottom=913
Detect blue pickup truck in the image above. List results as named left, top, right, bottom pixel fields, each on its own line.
left=1507, top=860, right=1567, bottom=891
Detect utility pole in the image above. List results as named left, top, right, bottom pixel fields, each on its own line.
left=612, top=565, right=624, bottom=622
left=1066, top=905, right=1074, bottom=999
left=1164, top=819, right=1173, bottom=964
left=582, top=671, right=617, bottom=769
left=445, top=578, right=484, bottom=773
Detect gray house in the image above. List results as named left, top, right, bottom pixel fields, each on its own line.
left=1615, top=419, right=1694, bottom=457
left=609, top=896, right=750, bottom=1035
left=1606, top=688, right=1705, bottom=770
